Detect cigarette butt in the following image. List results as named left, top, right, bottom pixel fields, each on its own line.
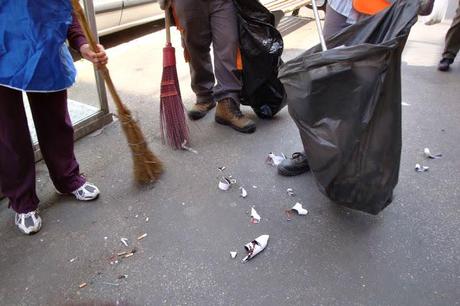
left=124, top=253, right=134, bottom=258
left=137, top=233, right=147, bottom=240
left=117, top=251, right=128, bottom=256
left=79, top=283, right=87, bottom=289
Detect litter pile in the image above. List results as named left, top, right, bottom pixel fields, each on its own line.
left=218, top=158, right=309, bottom=262
left=414, top=147, right=443, bottom=173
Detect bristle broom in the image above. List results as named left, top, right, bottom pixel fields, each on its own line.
left=71, top=0, right=163, bottom=183
left=160, top=9, right=190, bottom=149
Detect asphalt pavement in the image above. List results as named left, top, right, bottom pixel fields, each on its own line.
left=0, top=15, right=459, bottom=306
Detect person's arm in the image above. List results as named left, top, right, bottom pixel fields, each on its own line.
left=68, top=12, right=87, bottom=51
left=68, top=12, right=108, bottom=69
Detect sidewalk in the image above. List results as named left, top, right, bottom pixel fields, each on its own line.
left=0, top=18, right=459, bottom=305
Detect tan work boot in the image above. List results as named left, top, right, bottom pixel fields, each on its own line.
left=215, top=98, right=256, bottom=134
left=188, top=100, right=216, bottom=120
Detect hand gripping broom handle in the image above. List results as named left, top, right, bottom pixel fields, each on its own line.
left=71, top=0, right=128, bottom=113
left=311, top=0, right=328, bottom=51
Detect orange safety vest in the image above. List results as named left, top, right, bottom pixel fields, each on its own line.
left=353, top=0, right=391, bottom=15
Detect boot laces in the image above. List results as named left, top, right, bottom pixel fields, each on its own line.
left=291, top=152, right=305, bottom=160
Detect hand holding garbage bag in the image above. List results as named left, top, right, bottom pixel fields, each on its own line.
left=279, top=0, right=419, bottom=214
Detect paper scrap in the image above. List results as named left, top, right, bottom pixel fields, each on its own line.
left=240, top=187, right=248, bottom=198
left=120, top=238, right=129, bottom=247
left=181, top=140, right=198, bottom=154
left=291, top=203, right=309, bottom=216
left=230, top=252, right=238, bottom=259
left=242, top=235, right=269, bottom=262
left=415, top=163, right=429, bottom=172
left=250, top=207, right=261, bottom=224
left=424, top=148, right=442, bottom=159
left=218, top=178, right=231, bottom=191
left=266, top=152, right=286, bottom=166
left=287, top=188, right=295, bottom=197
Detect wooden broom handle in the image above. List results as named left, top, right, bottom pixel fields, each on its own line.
left=165, top=6, right=171, bottom=44
left=71, top=0, right=127, bottom=113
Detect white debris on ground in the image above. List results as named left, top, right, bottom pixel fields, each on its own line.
left=242, top=235, right=270, bottom=262
left=218, top=177, right=232, bottom=191
left=424, top=147, right=442, bottom=159
left=250, top=207, right=261, bottom=224
left=240, top=187, right=248, bottom=198
left=120, top=238, right=129, bottom=247
left=415, top=163, right=429, bottom=172
left=266, top=152, right=286, bottom=166
left=291, top=203, right=309, bottom=216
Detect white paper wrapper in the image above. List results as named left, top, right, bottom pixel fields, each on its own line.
left=250, top=207, right=261, bottom=224
left=240, top=187, right=248, bottom=198
left=266, top=152, right=286, bottom=166
left=218, top=178, right=231, bottom=191
left=242, top=235, right=269, bottom=262
left=424, top=147, right=442, bottom=159
left=292, top=203, right=308, bottom=215
left=415, top=163, right=429, bottom=172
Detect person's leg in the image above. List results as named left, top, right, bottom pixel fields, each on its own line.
left=0, top=86, right=39, bottom=213
left=209, top=0, right=241, bottom=103
left=27, top=90, right=86, bottom=194
left=0, top=86, right=42, bottom=234
left=439, top=2, right=460, bottom=71
left=210, top=0, right=256, bottom=134
left=323, top=4, right=350, bottom=39
left=278, top=4, right=349, bottom=175
left=174, top=0, right=216, bottom=119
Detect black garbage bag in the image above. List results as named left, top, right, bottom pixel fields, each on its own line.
left=233, top=0, right=286, bottom=119
left=278, top=0, right=419, bottom=214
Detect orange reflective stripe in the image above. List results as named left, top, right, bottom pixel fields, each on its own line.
left=352, top=0, right=391, bottom=15
left=236, top=47, right=243, bottom=70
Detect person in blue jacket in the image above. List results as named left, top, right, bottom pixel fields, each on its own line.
left=0, top=1, right=108, bottom=234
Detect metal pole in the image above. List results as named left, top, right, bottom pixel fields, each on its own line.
left=311, top=0, right=327, bottom=51
left=83, top=0, right=110, bottom=113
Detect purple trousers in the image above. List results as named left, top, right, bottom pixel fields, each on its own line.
left=0, top=86, right=85, bottom=214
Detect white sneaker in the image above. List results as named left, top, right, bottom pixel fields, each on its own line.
left=15, top=210, right=42, bottom=235
left=71, top=182, right=100, bottom=201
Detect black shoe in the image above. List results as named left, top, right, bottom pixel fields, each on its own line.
left=277, top=152, right=310, bottom=176
left=438, top=58, right=453, bottom=72
left=418, top=0, right=434, bottom=16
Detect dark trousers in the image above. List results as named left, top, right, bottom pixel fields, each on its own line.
left=443, top=1, right=460, bottom=60
left=0, top=86, right=84, bottom=214
left=323, top=4, right=351, bottom=39
left=174, top=0, right=241, bottom=103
